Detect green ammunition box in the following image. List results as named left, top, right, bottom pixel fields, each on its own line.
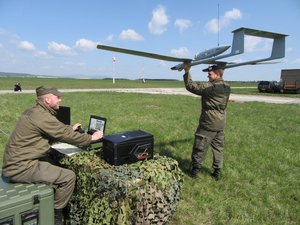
left=0, top=172, right=54, bottom=225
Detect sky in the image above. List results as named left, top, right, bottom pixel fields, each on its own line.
left=0, top=0, right=299, bottom=81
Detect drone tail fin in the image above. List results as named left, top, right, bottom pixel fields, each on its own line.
left=230, top=28, right=245, bottom=55
left=271, top=35, right=286, bottom=59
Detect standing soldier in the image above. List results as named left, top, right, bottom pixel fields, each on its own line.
left=183, top=63, right=231, bottom=180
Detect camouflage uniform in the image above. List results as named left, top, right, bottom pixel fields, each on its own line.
left=183, top=72, right=231, bottom=172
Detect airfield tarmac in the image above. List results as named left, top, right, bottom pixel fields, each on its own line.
left=1, top=88, right=300, bottom=105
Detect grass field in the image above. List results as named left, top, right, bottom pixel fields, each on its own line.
left=0, top=76, right=259, bottom=89
left=2, top=76, right=300, bottom=97
left=0, top=86, right=299, bottom=224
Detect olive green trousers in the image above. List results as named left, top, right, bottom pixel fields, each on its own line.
left=9, top=160, right=76, bottom=209
left=191, top=127, right=225, bottom=170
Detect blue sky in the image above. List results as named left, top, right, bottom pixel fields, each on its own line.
left=0, top=0, right=299, bottom=81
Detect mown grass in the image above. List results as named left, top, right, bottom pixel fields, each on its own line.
left=0, top=77, right=258, bottom=90
left=2, top=76, right=300, bottom=97
left=0, top=90, right=299, bottom=225
left=0, top=77, right=184, bottom=89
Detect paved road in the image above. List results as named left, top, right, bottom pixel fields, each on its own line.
left=1, top=88, right=300, bottom=105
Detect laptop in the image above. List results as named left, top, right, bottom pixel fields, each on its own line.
left=87, top=115, right=106, bottom=134
left=52, top=109, right=107, bottom=153
left=55, top=107, right=107, bottom=136
left=87, top=115, right=107, bottom=143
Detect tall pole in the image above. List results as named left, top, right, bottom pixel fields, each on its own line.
left=218, top=3, right=220, bottom=46
left=112, top=56, right=116, bottom=84
left=142, top=65, right=145, bottom=83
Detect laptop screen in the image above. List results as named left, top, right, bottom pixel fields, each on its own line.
left=88, top=115, right=107, bottom=134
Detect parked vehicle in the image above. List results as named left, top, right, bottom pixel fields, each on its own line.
left=257, top=81, right=281, bottom=93
left=280, top=69, right=300, bottom=93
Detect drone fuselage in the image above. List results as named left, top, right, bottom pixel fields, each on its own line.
left=194, top=45, right=230, bottom=60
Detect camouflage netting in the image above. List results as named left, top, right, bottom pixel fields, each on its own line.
left=59, top=150, right=184, bottom=225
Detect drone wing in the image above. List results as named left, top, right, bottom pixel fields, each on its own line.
left=97, top=28, right=287, bottom=71
left=97, top=44, right=192, bottom=62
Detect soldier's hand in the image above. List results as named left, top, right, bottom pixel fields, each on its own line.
left=183, top=63, right=191, bottom=73
left=91, top=131, right=103, bottom=141
left=72, top=123, right=82, bottom=131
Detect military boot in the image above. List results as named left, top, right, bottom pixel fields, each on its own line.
left=211, top=168, right=221, bottom=181
left=54, top=209, right=63, bottom=225
left=189, top=167, right=200, bottom=179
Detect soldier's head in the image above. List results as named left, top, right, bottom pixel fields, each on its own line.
left=36, top=86, right=62, bottom=110
left=203, top=65, right=224, bottom=82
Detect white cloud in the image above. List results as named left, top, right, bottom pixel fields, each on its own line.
left=75, top=38, right=97, bottom=51
left=205, top=8, right=242, bottom=33
left=148, top=5, right=169, bottom=35
left=48, top=41, right=77, bottom=56
left=34, top=51, right=49, bottom=57
left=64, top=61, right=74, bottom=65
left=105, top=34, right=114, bottom=42
left=0, top=43, right=3, bottom=48
left=17, top=41, right=35, bottom=51
left=224, top=8, right=242, bottom=20
left=159, top=61, right=167, bottom=67
left=0, top=28, right=20, bottom=40
left=244, top=36, right=273, bottom=53
left=245, top=36, right=262, bottom=52
left=170, top=47, right=190, bottom=57
left=0, top=28, right=6, bottom=35
left=174, top=19, right=192, bottom=32
left=291, top=58, right=300, bottom=64
left=119, top=29, right=143, bottom=41
left=205, top=18, right=219, bottom=33
left=263, top=39, right=273, bottom=51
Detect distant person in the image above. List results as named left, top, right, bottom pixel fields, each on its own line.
left=2, top=86, right=103, bottom=225
left=14, top=82, right=22, bottom=92
left=183, top=64, right=231, bottom=180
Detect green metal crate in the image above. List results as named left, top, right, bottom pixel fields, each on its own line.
left=0, top=171, right=54, bottom=225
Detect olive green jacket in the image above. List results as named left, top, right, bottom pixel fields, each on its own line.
left=2, top=100, right=92, bottom=177
left=183, top=72, right=231, bottom=131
